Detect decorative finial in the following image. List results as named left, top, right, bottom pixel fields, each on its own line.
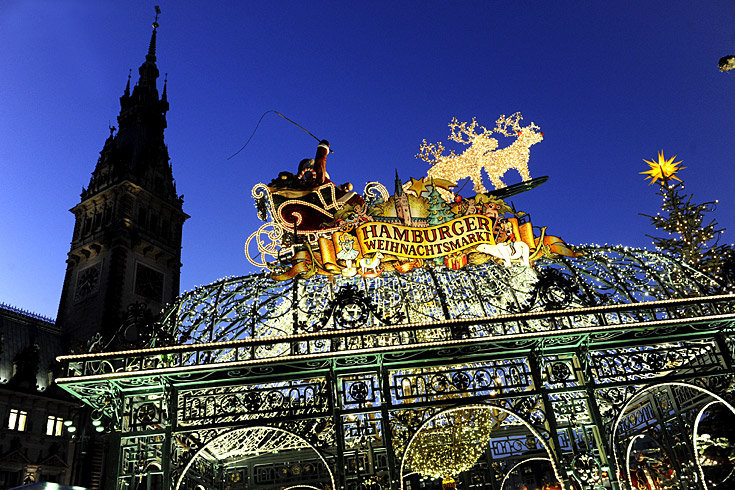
left=153, top=5, right=161, bottom=29
left=162, top=73, right=168, bottom=101
left=123, top=68, right=132, bottom=96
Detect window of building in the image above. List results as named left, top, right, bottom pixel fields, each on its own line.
left=46, top=415, right=64, bottom=436
left=7, top=409, right=27, bottom=431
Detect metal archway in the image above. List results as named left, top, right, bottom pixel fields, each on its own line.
left=400, top=404, right=562, bottom=488
left=692, top=400, right=735, bottom=489
left=612, top=382, right=735, bottom=490
left=176, top=426, right=335, bottom=490
left=55, top=247, right=735, bottom=490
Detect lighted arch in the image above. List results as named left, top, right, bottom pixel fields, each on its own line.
left=175, top=425, right=335, bottom=490
left=611, top=381, right=735, bottom=490
left=399, top=404, right=563, bottom=489
left=499, top=457, right=555, bottom=490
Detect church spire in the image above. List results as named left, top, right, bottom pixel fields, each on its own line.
left=148, top=6, right=160, bottom=58
left=87, top=5, right=173, bottom=202
left=394, top=169, right=404, bottom=196
left=137, top=6, right=161, bottom=91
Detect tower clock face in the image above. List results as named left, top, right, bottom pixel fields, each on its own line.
left=74, top=263, right=101, bottom=301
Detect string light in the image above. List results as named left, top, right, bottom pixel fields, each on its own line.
left=56, top=292, right=735, bottom=362
left=641, top=153, right=733, bottom=287
left=56, top=305, right=735, bottom=384
left=404, top=408, right=496, bottom=478
left=401, top=406, right=563, bottom=484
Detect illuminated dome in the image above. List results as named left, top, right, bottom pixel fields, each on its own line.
left=159, top=246, right=717, bottom=349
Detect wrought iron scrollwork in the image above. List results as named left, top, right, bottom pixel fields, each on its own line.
left=313, top=284, right=406, bottom=331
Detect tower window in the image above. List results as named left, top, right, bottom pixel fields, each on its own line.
left=151, top=212, right=160, bottom=233
left=46, top=415, right=64, bottom=436
left=138, top=207, right=148, bottom=228
left=103, top=204, right=113, bottom=225
left=7, top=409, right=27, bottom=431
left=135, top=263, right=164, bottom=302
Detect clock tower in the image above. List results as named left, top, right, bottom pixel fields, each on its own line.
left=57, top=16, right=188, bottom=347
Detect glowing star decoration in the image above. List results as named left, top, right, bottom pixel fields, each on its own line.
left=641, top=150, right=685, bottom=185
left=417, top=113, right=543, bottom=200
left=405, top=176, right=455, bottom=197
left=407, top=177, right=429, bottom=196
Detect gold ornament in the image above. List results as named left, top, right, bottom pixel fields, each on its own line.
left=405, top=176, right=456, bottom=197
left=404, top=408, right=500, bottom=479
left=407, top=177, right=429, bottom=196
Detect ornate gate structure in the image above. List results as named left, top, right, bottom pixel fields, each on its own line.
left=56, top=247, right=735, bottom=490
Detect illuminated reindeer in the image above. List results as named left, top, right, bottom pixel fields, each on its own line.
left=417, top=118, right=499, bottom=200
left=482, top=112, right=543, bottom=190
left=416, top=113, right=542, bottom=200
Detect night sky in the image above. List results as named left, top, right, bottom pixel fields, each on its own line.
left=2, top=1, right=735, bottom=319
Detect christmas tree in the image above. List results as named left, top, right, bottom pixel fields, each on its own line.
left=640, top=151, right=734, bottom=289
left=427, top=180, right=455, bottom=226
left=427, top=180, right=454, bottom=265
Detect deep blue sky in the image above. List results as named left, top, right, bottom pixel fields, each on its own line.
left=2, top=1, right=735, bottom=319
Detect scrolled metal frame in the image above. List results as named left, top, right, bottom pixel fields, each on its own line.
left=55, top=246, right=735, bottom=490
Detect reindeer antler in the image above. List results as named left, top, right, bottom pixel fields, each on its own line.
left=447, top=117, right=495, bottom=145
left=447, top=117, right=488, bottom=145
left=493, top=112, right=524, bottom=137
left=416, top=139, right=456, bottom=164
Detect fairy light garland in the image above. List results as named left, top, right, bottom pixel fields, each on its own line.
left=57, top=293, right=735, bottom=362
